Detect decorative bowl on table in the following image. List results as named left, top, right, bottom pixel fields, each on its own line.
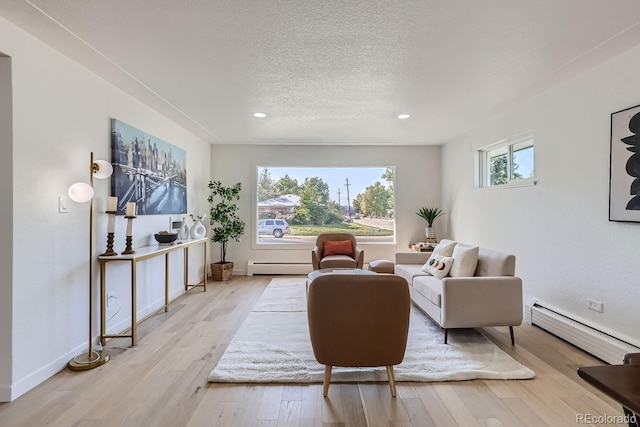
left=154, top=232, right=178, bottom=244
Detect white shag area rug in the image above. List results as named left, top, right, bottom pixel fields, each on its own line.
left=208, top=278, right=535, bottom=383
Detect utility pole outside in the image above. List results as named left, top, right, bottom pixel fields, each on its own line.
left=337, top=188, right=342, bottom=214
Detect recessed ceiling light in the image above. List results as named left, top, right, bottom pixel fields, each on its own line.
left=253, top=112, right=267, bottom=118
left=397, top=113, right=411, bottom=120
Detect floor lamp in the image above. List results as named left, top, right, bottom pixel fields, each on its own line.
left=67, top=152, right=113, bottom=370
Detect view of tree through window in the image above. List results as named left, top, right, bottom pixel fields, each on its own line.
left=256, top=167, right=396, bottom=244
left=482, top=136, right=534, bottom=187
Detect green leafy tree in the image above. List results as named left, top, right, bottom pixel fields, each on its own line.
left=208, top=181, right=245, bottom=264
left=275, top=174, right=300, bottom=196
left=490, top=155, right=522, bottom=185
left=296, top=176, right=330, bottom=225
left=360, top=181, right=391, bottom=217
left=257, top=168, right=277, bottom=201
left=354, top=194, right=364, bottom=215
left=382, top=167, right=395, bottom=207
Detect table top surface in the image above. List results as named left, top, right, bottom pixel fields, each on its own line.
left=308, top=268, right=377, bottom=280
left=99, top=237, right=207, bottom=260
left=577, top=364, right=640, bottom=414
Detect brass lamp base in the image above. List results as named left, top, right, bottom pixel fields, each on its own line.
left=68, top=350, right=110, bottom=371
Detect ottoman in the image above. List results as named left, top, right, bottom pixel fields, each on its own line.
left=368, top=259, right=394, bottom=274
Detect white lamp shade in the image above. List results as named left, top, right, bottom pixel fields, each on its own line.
left=93, top=160, right=113, bottom=179
left=68, top=182, right=94, bottom=203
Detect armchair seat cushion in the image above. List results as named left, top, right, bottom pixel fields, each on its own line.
left=319, top=255, right=359, bottom=269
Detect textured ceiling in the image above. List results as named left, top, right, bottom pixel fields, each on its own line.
left=2, top=0, right=640, bottom=145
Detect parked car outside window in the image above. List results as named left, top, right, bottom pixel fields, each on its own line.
left=258, top=219, right=291, bottom=238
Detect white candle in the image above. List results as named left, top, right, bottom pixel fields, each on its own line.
left=107, top=214, right=115, bottom=233
left=107, top=196, right=117, bottom=212
left=126, top=218, right=133, bottom=236
left=126, top=202, right=136, bottom=217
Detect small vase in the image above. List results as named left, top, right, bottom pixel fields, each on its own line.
left=190, top=219, right=206, bottom=239
left=425, top=226, right=436, bottom=243
left=179, top=223, right=190, bottom=240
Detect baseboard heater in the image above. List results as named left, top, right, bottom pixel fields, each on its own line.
left=247, top=261, right=313, bottom=276
left=530, top=302, right=640, bottom=365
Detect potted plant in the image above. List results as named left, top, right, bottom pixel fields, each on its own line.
left=207, top=180, right=246, bottom=281
left=416, top=207, right=445, bottom=243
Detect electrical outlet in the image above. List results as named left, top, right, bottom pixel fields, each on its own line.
left=587, top=298, right=603, bottom=313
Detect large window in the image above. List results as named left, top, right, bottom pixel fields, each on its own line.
left=477, top=133, right=534, bottom=188
left=255, top=166, right=395, bottom=245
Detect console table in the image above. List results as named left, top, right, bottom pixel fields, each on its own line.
left=99, top=237, right=208, bottom=346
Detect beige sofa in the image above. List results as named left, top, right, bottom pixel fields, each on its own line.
left=394, top=239, right=523, bottom=344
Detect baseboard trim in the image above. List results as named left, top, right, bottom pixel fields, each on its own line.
left=247, top=261, right=312, bottom=276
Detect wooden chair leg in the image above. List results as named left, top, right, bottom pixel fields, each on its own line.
left=322, top=365, right=332, bottom=397
left=509, top=326, right=515, bottom=345
left=444, top=328, right=448, bottom=344
left=385, top=365, right=397, bottom=398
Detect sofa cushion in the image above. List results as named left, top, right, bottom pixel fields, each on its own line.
left=394, top=263, right=430, bottom=284
left=323, top=240, right=353, bottom=256
left=412, top=276, right=442, bottom=307
left=450, top=244, right=479, bottom=277
left=423, top=254, right=453, bottom=279
left=433, top=240, right=457, bottom=257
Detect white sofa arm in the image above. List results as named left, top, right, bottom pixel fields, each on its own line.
left=395, top=251, right=432, bottom=265
left=440, top=276, right=523, bottom=329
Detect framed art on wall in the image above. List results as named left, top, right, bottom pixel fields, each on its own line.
left=610, top=104, right=640, bottom=222
left=111, top=119, right=187, bottom=215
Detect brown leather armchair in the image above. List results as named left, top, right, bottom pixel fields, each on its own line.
left=311, top=233, right=364, bottom=270
left=307, top=273, right=410, bottom=397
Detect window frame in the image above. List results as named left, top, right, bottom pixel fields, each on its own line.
left=252, top=165, right=397, bottom=249
left=476, top=132, right=535, bottom=189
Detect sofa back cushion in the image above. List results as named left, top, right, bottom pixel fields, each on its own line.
left=449, top=244, right=479, bottom=277
left=475, top=247, right=516, bottom=276
left=434, top=239, right=457, bottom=257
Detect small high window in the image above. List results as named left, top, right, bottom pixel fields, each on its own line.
left=477, top=132, right=535, bottom=188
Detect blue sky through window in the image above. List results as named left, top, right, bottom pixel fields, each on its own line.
left=261, top=167, right=391, bottom=204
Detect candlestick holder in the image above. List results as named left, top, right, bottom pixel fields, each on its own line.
left=122, top=215, right=136, bottom=254
left=101, top=210, right=117, bottom=256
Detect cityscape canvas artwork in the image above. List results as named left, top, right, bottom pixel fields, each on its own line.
left=609, top=104, right=640, bottom=222
left=111, top=119, right=187, bottom=215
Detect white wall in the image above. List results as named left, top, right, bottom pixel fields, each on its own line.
left=441, top=43, right=640, bottom=346
left=211, top=144, right=441, bottom=272
left=1, top=17, right=211, bottom=400
left=0, top=55, right=13, bottom=402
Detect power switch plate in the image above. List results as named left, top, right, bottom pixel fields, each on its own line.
left=59, top=196, right=69, bottom=213
left=587, top=299, right=603, bottom=313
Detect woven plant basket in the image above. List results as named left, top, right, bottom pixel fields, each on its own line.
left=211, top=262, right=234, bottom=281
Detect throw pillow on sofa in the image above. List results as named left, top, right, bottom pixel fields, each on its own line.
left=420, top=240, right=457, bottom=275
left=423, top=254, right=453, bottom=279
left=433, top=240, right=457, bottom=257
left=449, top=244, right=479, bottom=277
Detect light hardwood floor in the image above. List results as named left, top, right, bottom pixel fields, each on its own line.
left=0, top=276, right=627, bottom=426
